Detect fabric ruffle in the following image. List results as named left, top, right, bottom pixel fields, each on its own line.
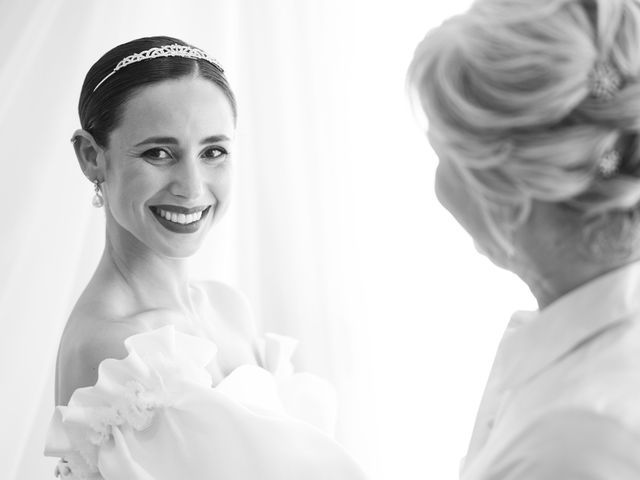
left=44, top=326, right=363, bottom=480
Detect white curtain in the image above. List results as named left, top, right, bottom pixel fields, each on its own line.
left=1, top=1, right=536, bottom=479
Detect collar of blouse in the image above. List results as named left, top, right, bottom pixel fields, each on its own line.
left=492, top=259, right=640, bottom=391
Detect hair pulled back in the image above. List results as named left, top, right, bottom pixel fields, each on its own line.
left=78, top=36, right=237, bottom=147
left=408, top=0, right=640, bottom=254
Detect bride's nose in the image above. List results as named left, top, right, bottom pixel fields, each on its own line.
left=169, top=157, right=205, bottom=200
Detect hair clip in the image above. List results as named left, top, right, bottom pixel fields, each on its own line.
left=588, top=62, right=623, bottom=100
left=598, top=149, right=621, bottom=178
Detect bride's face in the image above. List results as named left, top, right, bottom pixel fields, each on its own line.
left=101, top=76, right=235, bottom=258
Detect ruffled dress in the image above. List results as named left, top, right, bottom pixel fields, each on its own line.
left=44, top=326, right=367, bottom=479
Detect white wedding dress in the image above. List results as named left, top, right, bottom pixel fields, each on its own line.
left=44, top=325, right=367, bottom=479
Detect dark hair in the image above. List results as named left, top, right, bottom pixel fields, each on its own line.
left=78, top=36, right=237, bottom=147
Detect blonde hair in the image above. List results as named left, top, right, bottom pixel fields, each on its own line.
left=408, top=0, right=640, bottom=256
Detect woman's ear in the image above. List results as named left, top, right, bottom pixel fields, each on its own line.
left=71, top=129, right=105, bottom=181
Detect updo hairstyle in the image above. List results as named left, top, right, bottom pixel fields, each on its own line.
left=408, top=0, right=640, bottom=257
left=78, top=36, right=237, bottom=148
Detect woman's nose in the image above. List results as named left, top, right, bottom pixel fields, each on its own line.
left=169, top=157, right=205, bottom=201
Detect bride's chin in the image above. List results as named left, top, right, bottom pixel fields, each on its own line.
left=138, top=215, right=214, bottom=259
left=154, top=239, right=206, bottom=259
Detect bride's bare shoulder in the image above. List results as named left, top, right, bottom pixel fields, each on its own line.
left=195, top=280, right=258, bottom=338
left=55, top=301, right=180, bottom=406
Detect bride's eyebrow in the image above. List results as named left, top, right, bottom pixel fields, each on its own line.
left=200, top=135, right=231, bottom=144
left=133, top=135, right=231, bottom=147
left=133, top=136, right=178, bottom=147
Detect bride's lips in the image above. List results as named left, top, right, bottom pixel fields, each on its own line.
left=149, top=204, right=213, bottom=234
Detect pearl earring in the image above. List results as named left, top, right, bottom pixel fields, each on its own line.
left=92, top=179, right=104, bottom=208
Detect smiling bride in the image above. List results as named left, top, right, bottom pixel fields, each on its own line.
left=43, top=36, right=367, bottom=480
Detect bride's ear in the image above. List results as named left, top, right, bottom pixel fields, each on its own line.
left=71, top=129, right=105, bottom=181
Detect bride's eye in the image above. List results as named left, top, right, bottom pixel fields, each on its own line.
left=202, top=147, right=227, bottom=161
left=142, top=148, right=172, bottom=162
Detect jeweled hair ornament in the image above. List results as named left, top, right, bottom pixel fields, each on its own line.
left=93, top=43, right=223, bottom=92
left=598, top=150, right=621, bottom=178
left=588, top=62, right=623, bottom=100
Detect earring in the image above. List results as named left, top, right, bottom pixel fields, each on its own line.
left=92, top=179, right=104, bottom=208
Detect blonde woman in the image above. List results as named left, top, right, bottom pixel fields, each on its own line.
left=408, top=0, right=640, bottom=478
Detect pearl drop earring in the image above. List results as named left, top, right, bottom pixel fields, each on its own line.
left=92, top=179, right=104, bottom=208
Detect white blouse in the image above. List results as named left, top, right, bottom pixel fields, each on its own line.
left=461, top=261, right=640, bottom=479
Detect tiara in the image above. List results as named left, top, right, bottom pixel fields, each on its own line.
left=93, top=43, right=223, bottom=92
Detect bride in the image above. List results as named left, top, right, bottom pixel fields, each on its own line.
left=44, top=36, right=367, bottom=480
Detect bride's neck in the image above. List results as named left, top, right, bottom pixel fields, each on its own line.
left=98, top=225, right=194, bottom=315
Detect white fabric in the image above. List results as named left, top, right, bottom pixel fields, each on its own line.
left=461, top=261, right=640, bottom=479
left=44, top=325, right=367, bottom=480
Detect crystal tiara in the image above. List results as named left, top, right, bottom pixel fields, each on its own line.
left=93, top=43, right=223, bottom=92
